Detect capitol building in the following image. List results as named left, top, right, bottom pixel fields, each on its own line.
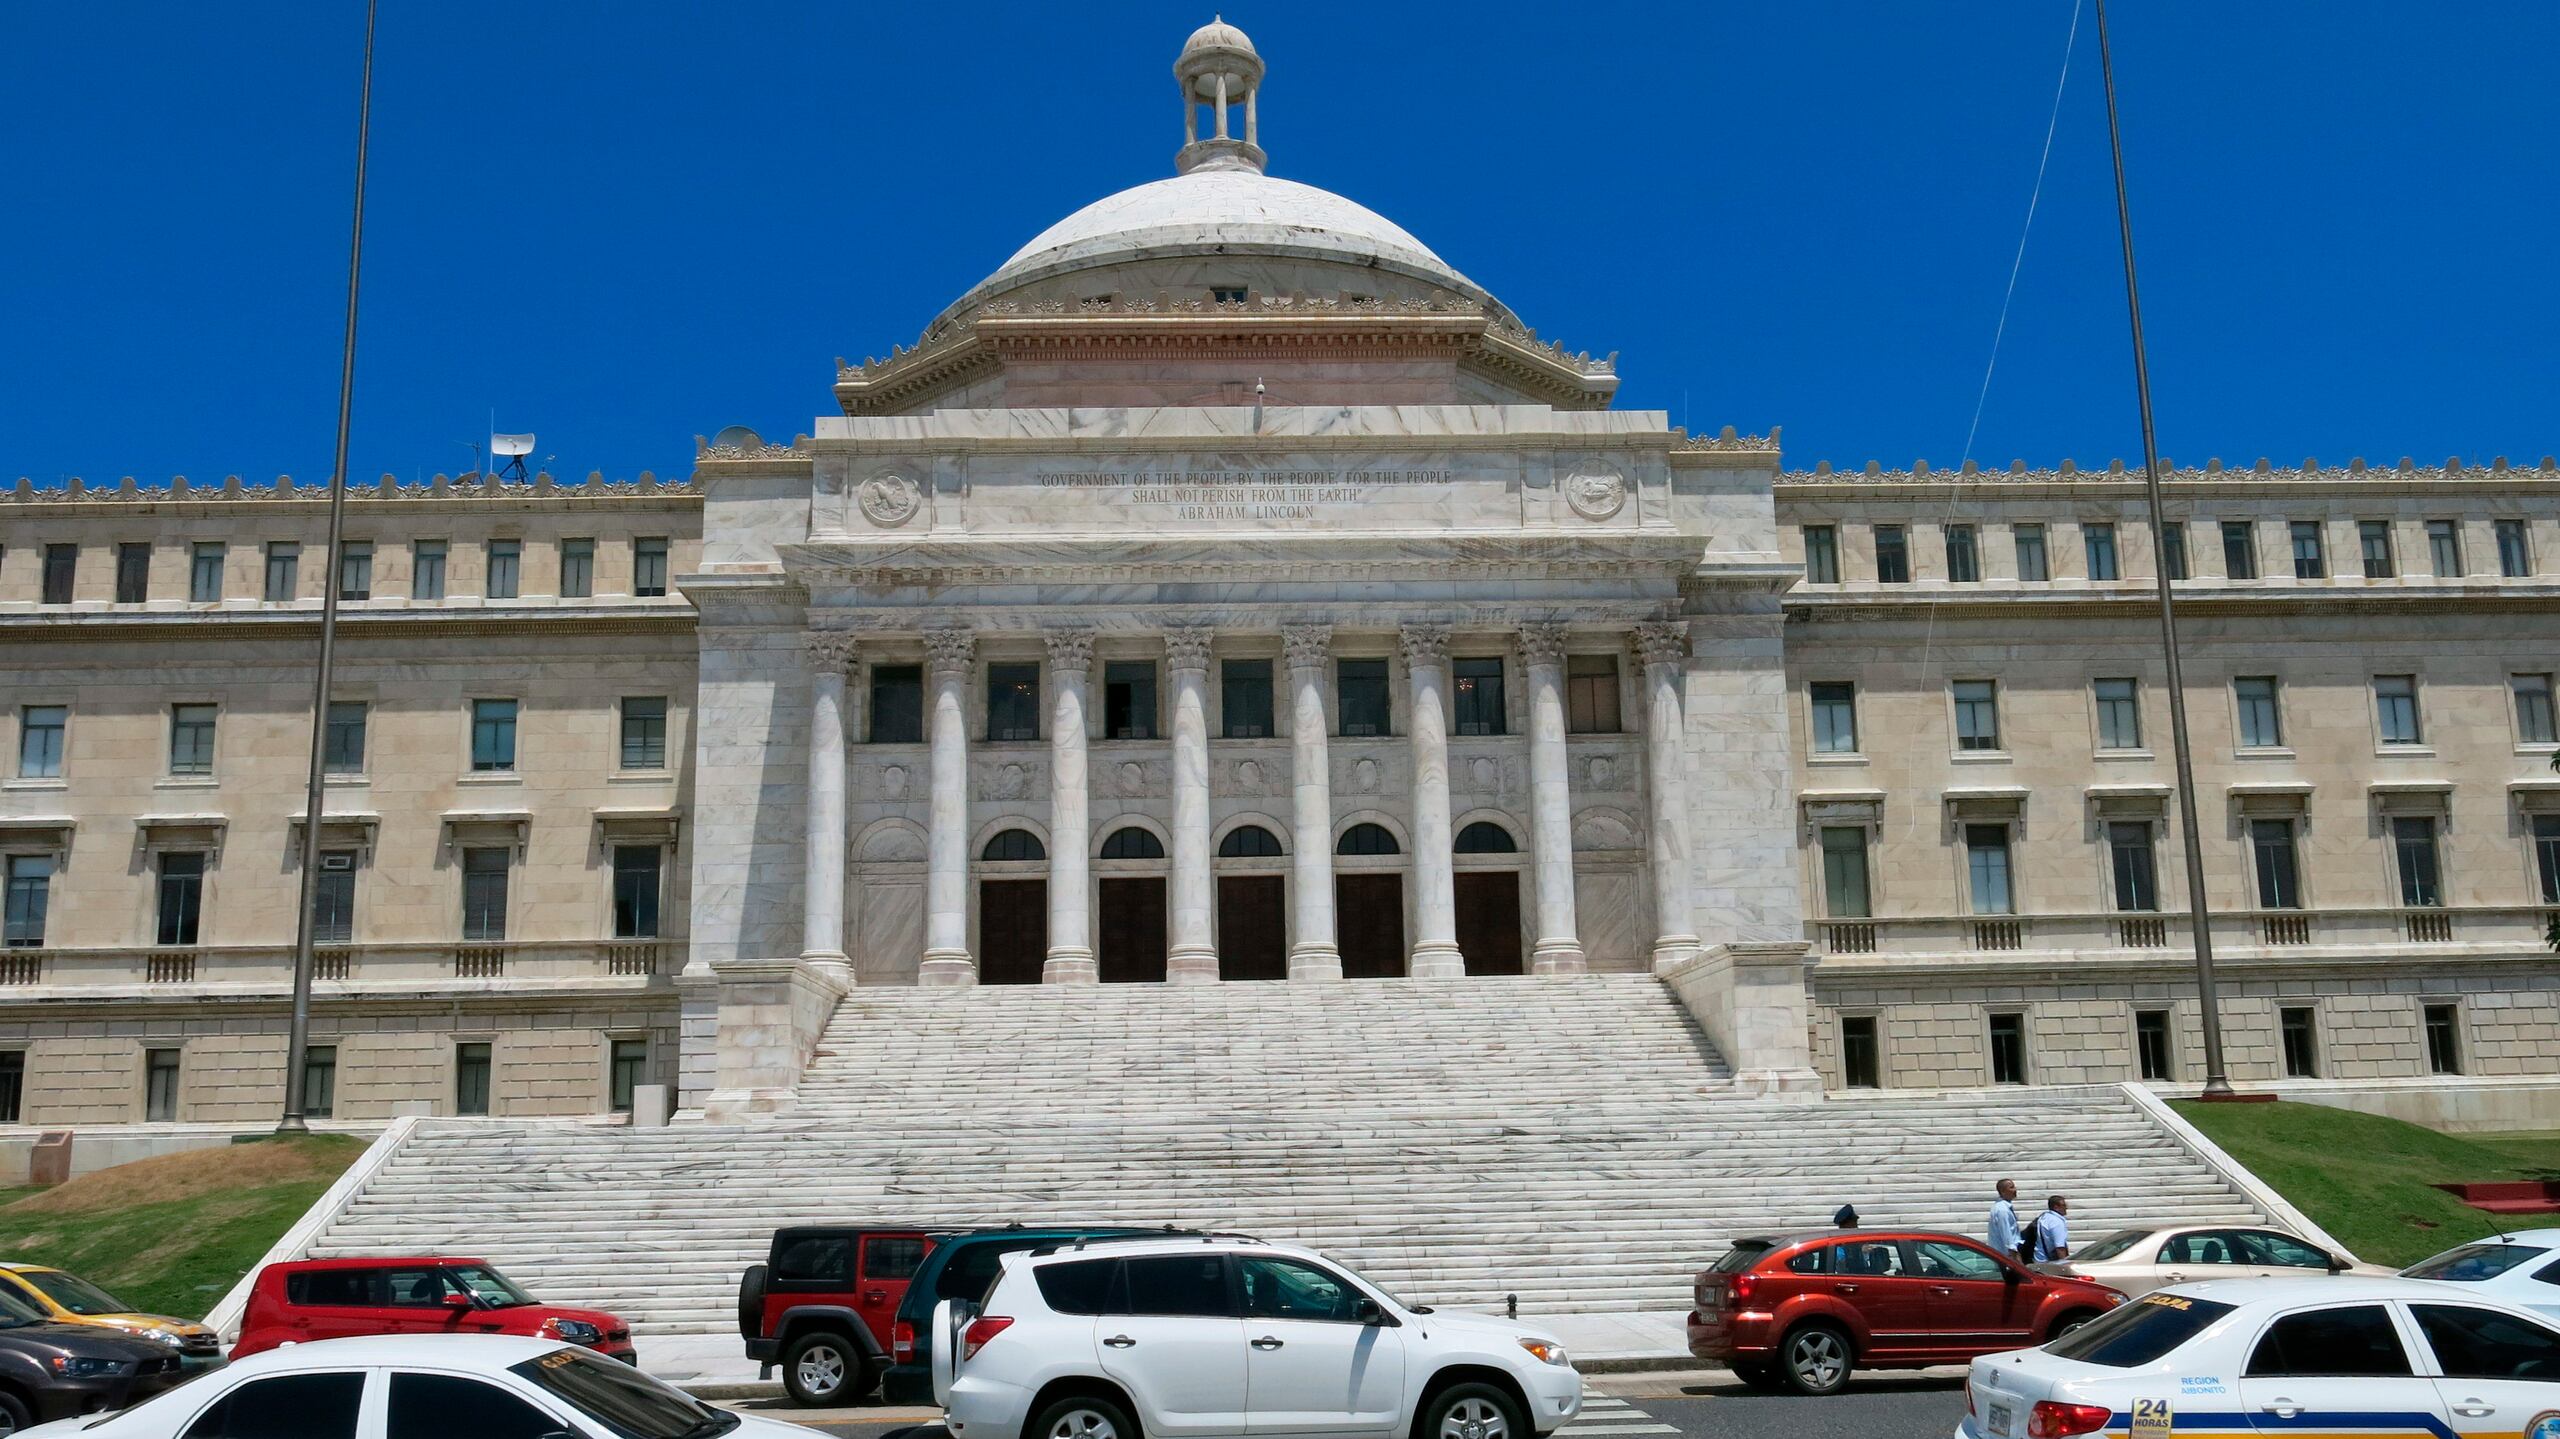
left=3, top=20, right=2555, bottom=1136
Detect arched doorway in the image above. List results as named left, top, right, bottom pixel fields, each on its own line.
left=1215, top=823, right=1287, bottom=981
left=1333, top=821, right=1405, bottom=979
left=1452, top=820, right=1526, bottom=976
left=977, top=828, right=1047, bottom=985
left=1096, top=825, right=1167, bottom=982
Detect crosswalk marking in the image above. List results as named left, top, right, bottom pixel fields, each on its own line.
left=1558, top=1396, right=1677, bottom=1436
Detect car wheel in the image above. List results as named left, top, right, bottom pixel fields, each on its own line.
left=0, top=1391, right=30, bottom=1436
left=2049, top=1310, right=2100, bottom=1341
left=1779, top=1322, right=1852, bottom=1396
left=783, top=1329, right=862, bottom=1406
left=1424, top=1381, right=1528, bottom=1439
left=1031, top=1392, right=1138, bottom=1439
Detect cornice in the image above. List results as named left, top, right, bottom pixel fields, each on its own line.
left=0, top=606, right=697, bottom=642
left=5, top=474, right=699, bottom=514
left=1777, top=455, right=2560, bottom=496
left=1786, top=583, right=2560, bottom=622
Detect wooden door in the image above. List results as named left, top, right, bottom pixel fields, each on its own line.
left=978, top=879, right=1047, bottom=985
left=1335, top=873, right=1405, bottom=979
left=1098, top=877, right=1167, bottom=983
left=1217, top=876, right=1287, bottom=981
left=1454, top=872, right=1525, bottom=975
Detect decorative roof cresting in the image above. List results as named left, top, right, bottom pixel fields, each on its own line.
left=6, top=472, right=697, bottom=504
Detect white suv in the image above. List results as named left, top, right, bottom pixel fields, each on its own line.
left=934, top=1237, right=1582, bottom=1439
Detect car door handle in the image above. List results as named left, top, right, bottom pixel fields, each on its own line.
left=1834, top=1283, right=1860, bottom=1294
left=2163, top=1272, right=2186, bottom=1285
left=2451, top=1401, right=2495, bottom=1418
left=1252, top=1336, right=1284, bottom=1350
left=1104, top=1335, right=1136, bottom=1348
left=865, top=1290, right=887, bottom=1303
left=2260, top=1400, right=2303, bottom=1419
left=1928, top=1286, right=1953, bottom=1296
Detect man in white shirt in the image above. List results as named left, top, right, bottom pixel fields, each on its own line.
left=1989, top=1179, right=2022, bottom=1260
left=2031, top=1195, right=2071, bottom=1263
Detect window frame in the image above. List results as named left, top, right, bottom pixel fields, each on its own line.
left=2221, top=520, right=2259, bottom=580
left=3, top=855, right=52, bottom=949
left=2511, top=672, right=2557, bottom=748
left=1951, top=680, right=2002, bottom=753
left=2390, top=814, right=2444, bottom=908
left=1808, top=682, right=1859, bottom=756
left=2093, top=677, right=2143, bottom=751
left=1336, top=658, right=1391, bottom=738
left=2278, top=1005, right=2321, bottom=1078
left=608, top=1036, right=650, bottom=1113
left=168, top=703, right=219, bottom=776
left=1565, top=654, right=1621, bottom=734
left=1837, top=1013, right=1882, bottom=1089
left=2160, top=521, right=2188, bottom=582
left=2495, top=518, right=2532, bottom=577
left=2358, top=520, right=2396, bottom=579
left=337, top=540, right=373, bottom=601
left=2422, top=1002, right=2463, bottom=1076
left=460, top=846, right=511, bottom=941
left=1220, top=658, right=1274, bottom=739
left=869, top=664, right=925, bottom=744
left=1964, top=822, right=2016, bottom=915
left=1872, top=524, right=1910, bottom=584
left=17, top=704, right=67, bottom=780
left=1986, top=1011, right=2029, bottom=1085
left=633, top=537, right=671, bottom=597
left=263, top=541, right=301, bottom=602
left=155, top=851, right=207, bottom=946
left=2249, top=817, right=2305, bottom=910
left=1802, top=525, right=1840, bottom=584
left=986, top=662, right=1042, bottom=742
left=39, top=544, right=76, bottom=605
left=1102, top=660, right=1159, bottom=741
left=114, top=542, right=150, bottom=604
left=2287, top=520, right=2326, bottom=579
left=311, top=850, right=358, bottom=945
left=188, top=541, right=226, bottom=602
left=484, top=539, right=522, bottom=600
left=2107, top=820, right=2161, bottom=913
left=2134, top=1008, right=2175, bottom=1081
left=558, top=538, right=595, bottom=598
left=611, top=844, right=663, bottom=940
left=2013, top=523, right=2049, bottom=582
left=411, top=539, right=448, bottom=601
left=1450, top=656, right=1506, bottom=736
left=1818, top=824, right=1871, bottom=918
left=323, top=701, right=368, bottom=776
left=2083, top=522, right=2119, bottom=581
left=469, top=698, right=520, bottom=773
left=2233, top=676, right=2286, bottom=750
left=1943, top=523, right=1980, bottom=583
left=2427, top=519, right=2464, bottom=578
left=618, top=696, right=669, bottom=772
left=2372, top=674, right=2424, bottom=748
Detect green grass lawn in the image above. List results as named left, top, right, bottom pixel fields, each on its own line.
left=2172, top=1100, right=2560, bottom=1269
left=0, top=1134, right=363, bottom=1320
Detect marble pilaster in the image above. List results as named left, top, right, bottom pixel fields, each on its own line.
left=1637, top=621, right=1701, bottom=971
left=920, top=629, right=977, bottom=987
left=1283, top=624, right=1342, bottom=979
left=1402, top=624, right=1463, bottom=977
left=1165, top=627, right=1219, bottom=982
left=1043, top=630, right=1097, bottom=982
left=1518, top=623, right=1585, bottom=974
left=799, top=631, right=857, bottom=981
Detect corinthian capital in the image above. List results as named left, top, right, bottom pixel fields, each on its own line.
left=1397, top=623, right=1449, bottom=668
left=923, top=628, right=977, bottom=675
left=1043, top=629, right=1095, bottom=674
left=1517, top=622, right=1570, bottom=667
left=1163, top=626, right=1215, bottom=672
left=1632, top=621, right=1689, bottom=667
left=1281, top=623, right=1332, bottom=669
left=803, top=629, right=858, bottom=672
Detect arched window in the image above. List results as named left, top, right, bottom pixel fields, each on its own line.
left=981, top=829, right=1046, bottom=862
left=1454, top=821, right=1518, bottom=854
left=1218, top=825, right=1283, bottom=858
left=1100, top=827, right=1165, bottom=860
left=1336, top=823, right=1401, bottom=856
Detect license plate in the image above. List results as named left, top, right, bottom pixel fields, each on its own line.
left=1986, top=1401, right=2014, bottom=1436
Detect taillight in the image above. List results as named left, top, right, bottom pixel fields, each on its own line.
left=1730, top=1273, right=1756, bottom=1302
left=892, top=1320, right=914, bottom=1361
left=961, top=1315, right=1014, bottom=1361
left=2027, top=1401, right=2112, bottom=1438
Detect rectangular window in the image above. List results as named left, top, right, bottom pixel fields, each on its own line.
left=155, top=852, right=205, bottom=946
left=145, top=1048, right=181, bottom=1121
left=1839, top=1016, right=1880, bottom=1089
left=3, top=856, right=50, bottom=948
left=263, top=542, right=299, bottom=601
left=559, top=538, right=594, bottom=598
left=1944, top=524, right=1980, bottom=583
left=455, top=1042, right=492, bottom=1117
left=115, top=542, right=150, bottom=603
left=2289, top=521, right=2326, bottom=579
left=2373, top=674, right=2422, bottom=745
left=1338, top=659, right=1390, bottom=737
left=189, top=542, right=225, bottom=602
left=2013, top=524, right=2049, bottom=582
left=2392, top=815, right=2443, bottom=907
left=1872, top=525, right=1910, bottom=584
left=1104, top=661, right=1158, bottom=740
left=2279, top=1007, right=2318, bottom=1078
left=2094, top=677, right=2142, bottom=750
left=633, top=538, right=670, bottom=597
left=1452, top=657, right=1506, bottom=736
left=2221, top=520, right=2258, bottom=579
left=2251, top=819, right=2302, bottom=909
left=619, top=696, right=668, bottom=770
left=987, top=663, right=1040, bottom=741
left=1952, top=680, right=2000, bottom=752
left=2084, top=523, right=2120, bottom=580
left=1819, top=826, right=1870, bottom=918
left=2135, top=1009, right=2174, bottom=1081
left=612, top=845, right=662, bottom=939
left=1965, top=824, right=2014, bottom=914
left=461, top=847, right=509, bottom=940
left=610, top=1038, right=648, bottom=1113
left=2234, top=676, right=2284, bottom=748
left=0, top=1051, right=21, bottom=1123
left=2496, top=518, right=2532, bottom=577
left=485, top=540, right=520, bottom=599
left=1221, top=659, right=1273, bottom=738
left=1802, top=525, right=1840, bottom=584
left=2161, top=522, right=2188, bottom=581
left=40, top=544, right=75, bottom=605
left=1987, top=1013, right=2028, bottom=1085
left=412, top=540, right=447, bottom=600
left=169, top=703, right=217, bottom=775
left=2533, top=814, right=2560, bottom=904
left=869, top=665, right=923, bottom=743
left=470, top=699, right=518, bottom=772
left=2108, top=821, right=2160, bottom=912
left=2427, top=519, right=2463, bottom=577
left=338, top=541, right=372, bottom=600
left=302, top=1044, right=337, bottom=1119
left=1549, top=654, right=1617, bottom=739
left=2359, top=520, right=2396, bottom=578
left=18, top=705, right=65, bottom=779
left=323, top=701, right=367, bottom=775
left=1809, top=682, right=1858, bottom=754
left=2423, top=1004, right=2462, bottom=1076
left=311, top=852, right=355, bottom=944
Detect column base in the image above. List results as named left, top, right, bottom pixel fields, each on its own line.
left=1649, top=935, right=1703, bottom=974
left=1166, top=946, right=1220, bottom=984
left=1528, top=940, right=1587, bottom=976
left=1286, top=944, right=1343, bottom=981
left=1409, top=941, right=1465, bottom=979
left=917, top=950, right=977, bottom=987
left=1042, top=947, right=1098, bottom=984
left=800, top=950, right=855, bottom=986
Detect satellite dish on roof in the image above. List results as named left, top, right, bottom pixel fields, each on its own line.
left=491, top=432, right=535, bottom=481
left=710, top=425, right=762, bottom=450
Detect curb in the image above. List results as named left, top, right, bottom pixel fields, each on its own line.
left=679, top=1353, right=1707, bottom=1401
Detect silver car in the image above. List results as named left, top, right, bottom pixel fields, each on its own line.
left=2035, top=1224, right=2392, bottom=1296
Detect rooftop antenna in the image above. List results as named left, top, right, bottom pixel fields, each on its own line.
left=491, top=432, right=535, bottom=482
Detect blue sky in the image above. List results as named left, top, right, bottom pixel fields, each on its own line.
left=4, top=2, right=2553, bottom=485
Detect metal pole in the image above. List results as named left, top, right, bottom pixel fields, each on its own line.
left=2093, top=0, right=2234, bottom=1098
left=281, top=0, right=379, bottom=1133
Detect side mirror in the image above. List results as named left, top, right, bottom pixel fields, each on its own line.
left=2328, top=1255, right=2349, bottom=1274
left=1353, top=1298, right=1385, bottom=1326
left=441, top=1290, right=476, bottom=1309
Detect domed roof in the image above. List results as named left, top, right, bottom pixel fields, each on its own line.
left=1181, top=16, right=1255, bottom=55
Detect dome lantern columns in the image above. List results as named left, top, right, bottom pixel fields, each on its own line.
left=1176, top=16, right=1266, bottom=175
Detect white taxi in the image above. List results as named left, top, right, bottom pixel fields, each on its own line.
left=1956, top=1277, right=2560, bottom=1439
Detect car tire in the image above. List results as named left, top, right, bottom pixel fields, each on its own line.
left=1778, top=1322, right=1853, bottom=1396
left=1729, top=1361, right=1784, bottom=1391
left=737, top=1263, right=769, bottom=1341
left=1029, top=1391, right=1140, bottom=1439
left=783, top=1329, right=864, bottom=1407
left=2048, top=1310, right=2101, bottom=1342
left=1420, top=1381, right=1529, bottom=1439
left=0, top=1390, right=30, bottom=1436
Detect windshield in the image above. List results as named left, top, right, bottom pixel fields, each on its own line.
left=2045, top=1292, right=2236, bottom=1367
left=2073, top=1230, right=2151, bottom=1264
left=2404, top=1243, right=2552, bottom=1283
left=21, top=1269, right=133, bottom=1316
left=0, top=1284, right=47, bottom=1328
left=1711, top=1242, right=1774, bottom=1274
left=447, top=1265, right=537, bottom=1308
left=512, top=1347, right=739, bottom=1439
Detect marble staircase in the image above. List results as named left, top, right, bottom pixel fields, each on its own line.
left=304, top=976, right=2268, bottom=1334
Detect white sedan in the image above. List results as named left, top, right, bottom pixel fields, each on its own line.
left=1957, top=1277, right=2560, bottom=1439
left=2402, top=1229, right=2560, bottom=1323
left=25, top=1333, right=819, bottom=1438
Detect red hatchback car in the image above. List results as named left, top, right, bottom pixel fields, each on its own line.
left=232, top=1257, right=635, bottom=1365
left=1687, top=1229, right=2123, bottom=1395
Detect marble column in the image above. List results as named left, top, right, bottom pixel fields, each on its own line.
left=1518, top=623, right=1585, bottom=974
left=1402, top=624, right=1463, bottom=977
left=800, top=631, right=857, bottom=980
left=1043, top=630, right=1096, bottom=983
left=1165, top=627, right=1219, bottom=982
left=1283, top=624, right=1341, bottom=979
left=919, top=629, right=977, bottom=987
left=1636, top=621, right=1701, bottom=971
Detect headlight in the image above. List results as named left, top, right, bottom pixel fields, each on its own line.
left=145, top=1328, right=186, bottom=1348
left=1518, top=1338, right=1570, bottom=1367
left=545, top=1319, right=603, bottom=1346
left=49, top=1356, right=126, bottom=1378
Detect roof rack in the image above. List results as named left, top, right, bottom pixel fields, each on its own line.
left=1057, top=1229, right=1266, bottom=1253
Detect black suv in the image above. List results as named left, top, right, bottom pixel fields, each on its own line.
left=0, top=1283, right=186, bottom=1429
left=879, top=1226, right=1186, bottom=1405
